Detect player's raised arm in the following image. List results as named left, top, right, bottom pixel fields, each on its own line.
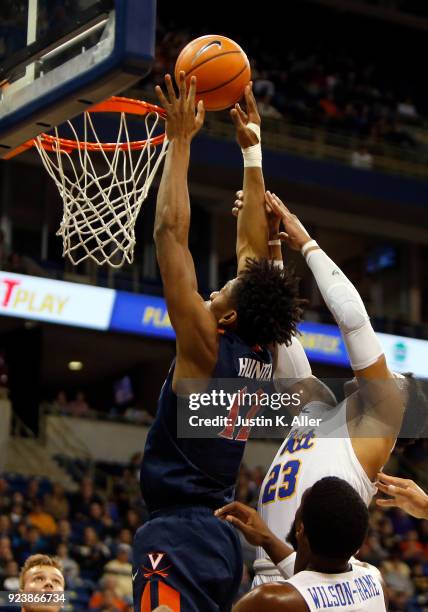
left=231, top=84, right=269, bottom=273
left=232, top=190, right=336, bottom=409
left=264, top=192, right=391, bottom=381
left=154, top=73, right=218, bottom=385
left=263, top=192, right=413, bottom=474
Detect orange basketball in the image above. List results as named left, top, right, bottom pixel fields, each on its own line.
left=175, top=35, right=251, bottom=111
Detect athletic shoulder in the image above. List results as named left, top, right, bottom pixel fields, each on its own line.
left=233, top=582, right=307, bottom=611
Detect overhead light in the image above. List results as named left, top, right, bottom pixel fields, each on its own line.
left=68, top=361, right=83, bottom=371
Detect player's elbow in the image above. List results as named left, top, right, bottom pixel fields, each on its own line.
left=153, top=220, right=174, bottom=244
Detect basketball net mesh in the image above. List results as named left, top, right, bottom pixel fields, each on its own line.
left=35, top=111, right=168, bottom=268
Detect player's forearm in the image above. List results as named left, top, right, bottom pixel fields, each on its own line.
left=154, top=139, right=191, bottom=246
left=261, top=529, right=294, bottom=565
left=237, top=167, right=269, bottom=267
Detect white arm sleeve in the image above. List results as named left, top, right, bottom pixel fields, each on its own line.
left=271, top=258, right=313, bottom=382
left=305, top=248, right=383, bottom=370
left=277, top=552, right=297, bottom=579
left=273, top=336, right=312, bottom=381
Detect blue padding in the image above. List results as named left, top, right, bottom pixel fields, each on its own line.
left=191, top=135, right=428, bottom=207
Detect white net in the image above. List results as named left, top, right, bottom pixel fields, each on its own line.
left=35, top=107, right=168, bottom=268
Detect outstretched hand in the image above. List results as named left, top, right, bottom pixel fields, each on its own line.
left=230, top=82, right=261, bottom=149
left=232, top=189, right=281, bottom=238
left=376, top=472, right=428, bottom=519
left=215, top=501, right=272, bottom=547
left=264, top=192, right=312, bottom=251
left=155, top=72, right=205, bottom=142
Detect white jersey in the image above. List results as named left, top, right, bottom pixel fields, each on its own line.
left=254, top=399, right=376, bottom=585
left=286, top=563, right=386, bottom=611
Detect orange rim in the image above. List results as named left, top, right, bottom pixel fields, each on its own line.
left=34, top=96, right=167, bottom=153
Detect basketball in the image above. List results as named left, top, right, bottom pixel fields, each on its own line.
left=174, top=35, right=251, bottom=111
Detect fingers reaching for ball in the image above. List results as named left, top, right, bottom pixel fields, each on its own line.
left=155, top=73, right=205, bottom=142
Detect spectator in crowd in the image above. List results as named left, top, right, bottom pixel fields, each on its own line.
left=122, top=508, right=141, bottom=534
left=16, top=526, right=47, bottom=563
left=28, top=501, right=58, bottom=537
left=380, top=545, right=414, bottom=599
left=116, top=529, right=133, bottom=548
left=68, top=391, right=91, bottom=417
left=0, top=479, right=11, bottom=513
left=50, top=518, right=73, bottom=550
left=89, top=576, right=127, bottom=611
left=9, top=500, right=24, bottom=526
left=25, top=479, right=41, bottom=510
left=51, top=390, right=69, bottom=415
left=74, top=526, right=110, bottom=581
left=55, top=543, right=79, bottom=587
left=70, top=477, right=103, bottom=520
left=102, top=544, right=133, bottom=601
left=1, top=559, right=19, bottom=590
left=0, top=536, right=13, bottom=571
left=44, top=483, right=70, bottom=521
left=0, top=514, right=11, bottom=537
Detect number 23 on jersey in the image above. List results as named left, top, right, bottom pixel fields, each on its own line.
left=261, top=460, right=301, bottom=504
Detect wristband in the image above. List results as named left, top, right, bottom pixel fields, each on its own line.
left=272, top=260, right=284, bottom=269
left=242, top=143, right=262, bottom=168
left=247, top=122, right=261, bottom=141
left=268, top=239, right=281, bottom=246
left=301, top=239, right=318, bottom=259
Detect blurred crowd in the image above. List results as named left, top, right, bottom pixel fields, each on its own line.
left=0, top=465, right=145, bottom=611
left=46, top=390, right=154, bottom=425
left=150, top=19, right=425, bottom=153
left=1, top=447, right=428, bottom=610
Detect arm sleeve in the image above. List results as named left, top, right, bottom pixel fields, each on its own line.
left=305, top=248, right=383, bottom=370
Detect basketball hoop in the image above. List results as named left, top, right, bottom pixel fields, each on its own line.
left=33, top=96, right=168, bottom=268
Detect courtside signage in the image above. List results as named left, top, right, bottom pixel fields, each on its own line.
left=0, top=272, right=115, bottom=330
left=110, top=296, right=428, bottom=376
left=298, top=322, right=348, bottom=367
left=377, top=332, right=428, bottom=379
left=110, top=291, right=174, bottom=339
left=1, top=273, right=426, bottom=375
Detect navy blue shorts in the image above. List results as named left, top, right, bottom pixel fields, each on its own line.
left=132, top=506, right=243, bottom=612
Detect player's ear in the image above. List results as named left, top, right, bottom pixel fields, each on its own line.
left=218, top=309, right=237, bottom=327
left=296, top=521, right=305, bottom=542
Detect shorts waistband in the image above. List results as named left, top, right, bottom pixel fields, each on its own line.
left=149, top=505, right=215, bottom=519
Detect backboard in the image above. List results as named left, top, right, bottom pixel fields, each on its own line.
left=0, top=0, right=156, bottom=158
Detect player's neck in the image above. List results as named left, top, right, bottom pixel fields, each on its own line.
left=307, top=555, right=352, bottom=574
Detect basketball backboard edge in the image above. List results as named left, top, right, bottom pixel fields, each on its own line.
left=0, top=0, right=156, bottom=159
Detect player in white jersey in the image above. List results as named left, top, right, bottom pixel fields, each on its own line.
left=230, top=102, right=427, bottom=587
left=256, top=194, right=428, bottom=585
left=216, top=477, right=386, bottom=611
left=231, top=190, right=428, bottom=586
